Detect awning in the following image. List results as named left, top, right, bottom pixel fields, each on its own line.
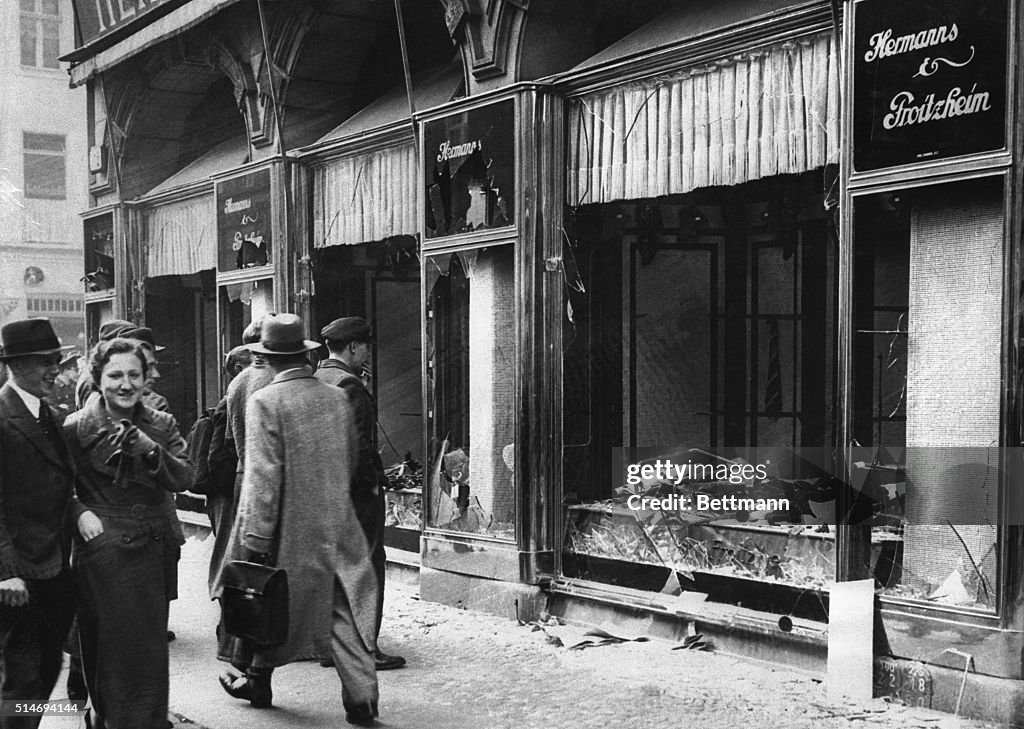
left=313, top=143, right=418, bottom=249
left=312, top=59, right=464, bottom=147
left=140, top=136, right=249, bottom=277
left=567, top=31, right=839, bottom=205
left=144, top=194, right=217, bottom=277
left=306, top=59, right=463, bottom=248
left=145, top=136, right=249, bottom=197
left=67, top=0, right=243, bottom=88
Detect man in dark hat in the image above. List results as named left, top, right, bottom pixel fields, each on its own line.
left=216, top=314, right=380, bottom=726
left=213, top=315, right=278, bottom=698
left=0, top=319, right=77, bottom=727
left=317, top=317, right=406, bottom=671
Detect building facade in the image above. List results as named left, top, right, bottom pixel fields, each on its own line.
left=0, top=0, right=87, bottom=348
left=63, top=0, right=1024, bottom=722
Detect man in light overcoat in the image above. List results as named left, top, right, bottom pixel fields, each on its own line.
left=219, top=313, right=380, bottom=726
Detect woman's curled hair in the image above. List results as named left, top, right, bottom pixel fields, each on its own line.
left=89, top=338, right=148, bottom=388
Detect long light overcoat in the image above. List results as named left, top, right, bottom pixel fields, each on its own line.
left=220, top=368, right=378, bottom=666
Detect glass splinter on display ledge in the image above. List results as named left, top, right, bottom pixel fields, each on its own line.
left=566, top=449, right=841, bottom=592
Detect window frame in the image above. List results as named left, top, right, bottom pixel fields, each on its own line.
left=23, top=131, right=67, bottom=200
left=19, top=0, right=61, bottom=70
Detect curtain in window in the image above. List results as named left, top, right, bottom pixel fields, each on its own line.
left=313, top=141, right=417, bottom=248
left=144, top=194, right=216, bottom=277
left=567, top=32, right=839, bottom=205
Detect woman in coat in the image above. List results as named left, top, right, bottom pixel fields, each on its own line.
left=64, top=338, right=194, bottom=729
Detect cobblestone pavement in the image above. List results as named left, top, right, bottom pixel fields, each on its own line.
left=45, top=532, right=1004, bottom=729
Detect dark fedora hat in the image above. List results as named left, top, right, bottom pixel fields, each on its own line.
left=247, top=313, right=320, bottom=355
left=321, top=316, right=375, bottom=346
left=98, top=319, right=134, bottom=341
left=0, top=318, right=64, bottom=360
left=119, top=326, right=167, bottom=352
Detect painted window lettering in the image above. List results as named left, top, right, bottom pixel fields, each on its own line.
left=864, top=24, right=959, bottom=62
left=882, top=85, right=993, bottom=129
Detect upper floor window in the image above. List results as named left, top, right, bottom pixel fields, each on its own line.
left=20, top=0, right=60, bottom=69
left=23, top=132, right=66, bottom=199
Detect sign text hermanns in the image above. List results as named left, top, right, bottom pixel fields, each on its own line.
left=74, top=0, right=175, bottom=47
left=852, top=0, right=1007, bottom=171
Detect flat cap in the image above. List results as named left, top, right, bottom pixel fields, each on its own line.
left=98, top=319, right=134, bottom=341
left=119, top=326, right=166, bottom=352
left=321, top=317, right=375, bottom=345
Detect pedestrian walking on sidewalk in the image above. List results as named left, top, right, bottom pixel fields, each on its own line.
left=218, top=313, right=381, bottom=726
left=203, top=344, right=252, bottom=594
left=318, top=316, right=405, bottom=671
left=0, top=319, right=77, bottom=729
left=64, top=338, right=193, bottom=729
left=212, top=317, right=275, bottom=687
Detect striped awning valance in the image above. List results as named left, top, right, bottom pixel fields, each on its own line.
left=568, top=31, right=840, bottom=205
left=144, top=194, right=216, bottom=277
left=313, top=141, right=418, bottom=248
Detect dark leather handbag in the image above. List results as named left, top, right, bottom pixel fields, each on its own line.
left=220, top=561, right=289, bottom=647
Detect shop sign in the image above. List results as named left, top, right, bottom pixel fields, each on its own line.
left=852, top=0, right=1007, bottom=171
left=216, top=169, right=272, bottom=271
left=423, top=99, right=515, bottom=239
left=72, top=0, right=184, bottom=47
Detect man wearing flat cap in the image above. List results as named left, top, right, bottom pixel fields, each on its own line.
left=119, top=327, right=171, bottom=414
left=317, top=316, right=405, bottom=672
left=218, top=313, right=381, bottom=725
left=0, top=319, right=77, bottom=728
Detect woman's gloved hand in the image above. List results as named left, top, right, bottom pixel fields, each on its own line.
left=109, top=419, right=159, bottom=458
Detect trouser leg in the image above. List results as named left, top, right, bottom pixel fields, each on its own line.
left=0, top=572, right=75, bottom=729
left=328, top=575, right=377, bottom=714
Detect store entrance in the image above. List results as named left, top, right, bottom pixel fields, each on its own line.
left=314, top=237, right=424, bottom=550
left=145, top=270, right=218, bottom=429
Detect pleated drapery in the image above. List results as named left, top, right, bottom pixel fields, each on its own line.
left=313, top=142, right=418, bottom=248
left=567, top=32, right=840, bottom=205
left=144, top=194, right=216, bottom=277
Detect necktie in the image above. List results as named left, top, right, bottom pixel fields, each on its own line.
left=38, top=401, right=64, bottom=455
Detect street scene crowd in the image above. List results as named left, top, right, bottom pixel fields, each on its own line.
left=0, top=312, right=402, bottom=729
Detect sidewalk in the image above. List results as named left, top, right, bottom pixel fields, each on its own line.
left=49, top=531, right=1004, bottom=729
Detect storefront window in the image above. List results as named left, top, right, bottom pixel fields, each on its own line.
left=425, top=244, right=516, bottom=540
left=852, top=177, right=1003, bottom=612
left=423, top=100, right=515, bottom=240
left=313, top=237, right=424, bottom=540
left=84, top=213, right=115, bottom=292
left=219, top=278, right=273, bottom=362
left=562, top=171, right=839, bottom=614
